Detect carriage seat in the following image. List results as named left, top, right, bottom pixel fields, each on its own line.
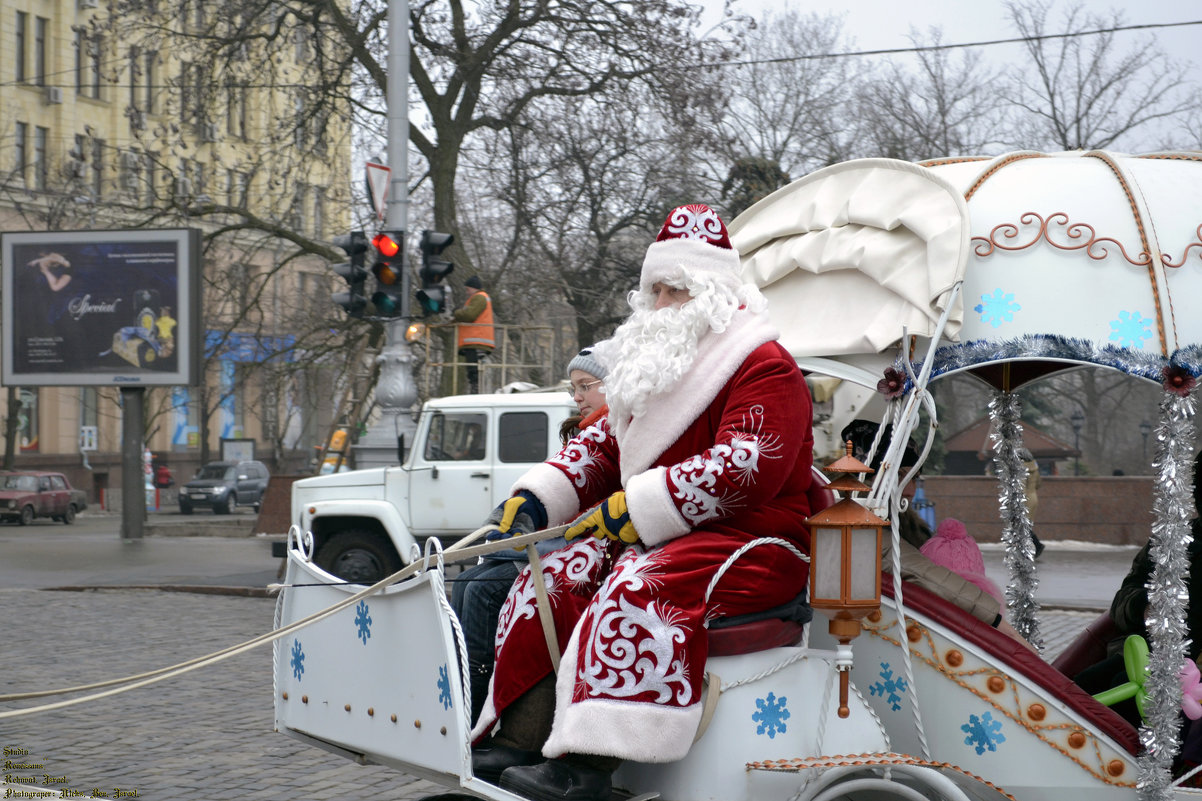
left=884, top=580, right=1140, bottom=755
left=1050, top=611, right=1119, bottom=678
left=705, top=469, right=834, bottom=657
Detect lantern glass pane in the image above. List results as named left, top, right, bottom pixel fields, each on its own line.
left=849, top=527, right=879, bottom=600
left=812, top=527, right=843, bottom=600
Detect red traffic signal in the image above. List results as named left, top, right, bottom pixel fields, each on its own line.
left=373, top=231, right=401, bottom=258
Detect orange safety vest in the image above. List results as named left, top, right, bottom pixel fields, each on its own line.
left=457, top=291, right=496, bottom=350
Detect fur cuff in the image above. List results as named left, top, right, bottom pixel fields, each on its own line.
left=512, top=463, right=582, bottom=526
left=625, top=466, right=689, bottom=547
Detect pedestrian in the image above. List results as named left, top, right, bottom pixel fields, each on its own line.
left=470, top=203, right=816, bottom=801
left=453, top=275, right=495, bottom=394
left=451, top=345, right=609, bottom=723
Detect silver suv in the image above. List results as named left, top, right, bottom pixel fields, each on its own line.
left=179, top=460, right=270, bottom=515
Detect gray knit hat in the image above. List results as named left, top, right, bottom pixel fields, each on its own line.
left=567, top=347, right=607, bottom=380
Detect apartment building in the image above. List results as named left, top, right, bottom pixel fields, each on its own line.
left=0, top=0, right=355, bottom=498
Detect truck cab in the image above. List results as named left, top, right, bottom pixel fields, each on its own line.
left=292, top=392, right=577, bottom=583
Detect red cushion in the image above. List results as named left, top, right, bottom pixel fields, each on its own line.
left=708, top=619, right=804, bottom=657
left=884, top=580, right=1140, bottom=755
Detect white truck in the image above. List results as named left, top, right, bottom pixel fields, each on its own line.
left=289, top=391, right=577, bottom=582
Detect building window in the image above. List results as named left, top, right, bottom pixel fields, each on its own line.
left=128, top=46, right=140, bottom=111
left=74, top=28, right=82, bottom=93
left=89, top=34, right=103, bottom=99
left=92, top=137, right=105, bottom=197
left=81, top=388, right=99, bottom=428
left=293, top=90, right=307, bottom=149
left=18, top=389, right=39, bottom=453
left=227, top=168, right=248, bottom=207
left=290, top=185, right=305, bottom=231
left=33, top=126, right=48, bottom=191
left=226, top=81, right=246, bottom=139
left=144, top=52, right=156, bottom=114
left=34, top=16, right=47, bottom=86
left=312, top=187, right=325, bottom=240
left=16, top=12, right=27, bottom=83
left=14, top=122, right=27, bottom=185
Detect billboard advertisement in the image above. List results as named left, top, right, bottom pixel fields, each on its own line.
left=2, top=228, right=201, bottom=386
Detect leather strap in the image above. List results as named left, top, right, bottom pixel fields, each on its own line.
left=694, top=671, right=722, bottom=742
left=525, top=545, right=562, bottom=673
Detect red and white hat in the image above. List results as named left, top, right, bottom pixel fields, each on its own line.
left=640, top=204, right=741, bottom=292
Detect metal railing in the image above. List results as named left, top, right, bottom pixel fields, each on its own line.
left=413, top=322, right=558, bottom=397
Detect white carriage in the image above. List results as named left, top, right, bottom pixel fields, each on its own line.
left=274, top=150, right=1202, bottom=800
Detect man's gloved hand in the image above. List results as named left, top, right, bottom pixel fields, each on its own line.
left=564, top=491, right=639, bottom=544
left=484, top=491, right=548, bottom=546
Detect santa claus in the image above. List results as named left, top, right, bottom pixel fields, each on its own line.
left=472, top=203, right=815, bottom=801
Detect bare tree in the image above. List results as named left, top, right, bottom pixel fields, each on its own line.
left=857, top=31, right=1011, bottom=161
left=1003, top=0, right=1201, bottom=151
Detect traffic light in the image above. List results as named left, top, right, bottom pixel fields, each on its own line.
left=331, top=231, right=368, bottom=317
left=417, top=230, right=455, bottom=316
left=370, top=230, right=406, bottom=318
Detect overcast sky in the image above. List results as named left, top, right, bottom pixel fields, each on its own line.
left=706, top=0, right=1200, bottom=87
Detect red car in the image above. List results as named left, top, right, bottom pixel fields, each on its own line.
left=0, top=471, right=88, bottom=525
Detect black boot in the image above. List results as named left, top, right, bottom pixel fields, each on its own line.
left=473, top=743, right=542, bottom=784
left=501, top=756, right=616, bottom=801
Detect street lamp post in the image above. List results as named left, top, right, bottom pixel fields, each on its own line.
left=1140, top=419, right=1152, bottom=465
left=1071, top=410, right=1085, bottom=476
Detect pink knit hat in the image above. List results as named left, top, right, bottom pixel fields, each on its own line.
left=920, top=518, right=1004, bottom=604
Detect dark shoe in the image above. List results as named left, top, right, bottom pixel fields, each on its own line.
left=1032, top=535, right=1045, bottom=559
left=472, top=744, right=542, bottom=784
left=501, top=758, right=612, bottom=801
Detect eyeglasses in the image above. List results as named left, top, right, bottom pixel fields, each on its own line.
left=568, top=379, right=603, bottom=397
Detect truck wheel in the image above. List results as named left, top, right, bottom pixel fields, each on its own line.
left=179, top=501, right=193, bottom=515
left=18, top=505, right=34, bottom=526
left=62, top=505, right=76, bottom=524
left=216, top=493, right=235, bottom=515
left=315, top=530, right=402, bottom=584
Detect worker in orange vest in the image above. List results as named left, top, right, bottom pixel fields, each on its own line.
left=453, top=275, right=495, bottom=393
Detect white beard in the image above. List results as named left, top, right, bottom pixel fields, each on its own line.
left=601, top=302, right=714, bottom=434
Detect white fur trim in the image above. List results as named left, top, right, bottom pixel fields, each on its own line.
left=470, top=673, right=500, bottom=742
left=543, top=622, right=702, bottom=762
left=618, top=310, right=778, bottom=484
left=625, top=466, right=689, bottom=547
left=511, top=463, right=582, bottom=525
left=640, top=238, right=741, bottom=292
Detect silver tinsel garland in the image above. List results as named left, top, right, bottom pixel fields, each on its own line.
left=1137, top=391, right=1198, bottom=801
left=988, top=391, right=1043, bottom=651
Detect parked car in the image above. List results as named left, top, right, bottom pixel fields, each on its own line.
left=0, top=471, right=88, bottom=525
left=179, top=460, right=270, bottom=515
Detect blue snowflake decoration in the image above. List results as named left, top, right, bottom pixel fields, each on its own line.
left=1109, top=310, right=1153, bottom=349
left=974, top=289, right=1021, bottom=328
left=752, top=692, right=790, bottom=738
left=290, top=639, right=305, bottom=681
left=438, top=664, right=453, bottom=710
left=354, top=600, right=373, bottom=644
left=869, top=662, right=908, bottom=711
left=961, top=710, right=1006, bottom=755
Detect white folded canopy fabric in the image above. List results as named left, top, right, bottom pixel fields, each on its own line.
left=729, top=158, right=971, bottom=360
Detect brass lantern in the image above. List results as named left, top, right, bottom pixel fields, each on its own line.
left=806, top=440, right=888, bottom=717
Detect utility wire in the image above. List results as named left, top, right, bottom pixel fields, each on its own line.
left=3, top=19, right=1199, bottom=91
left=703, top=19, right=1202, bottom=69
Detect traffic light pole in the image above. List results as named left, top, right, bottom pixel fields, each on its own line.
left=354, top=0, right=418, bottom=469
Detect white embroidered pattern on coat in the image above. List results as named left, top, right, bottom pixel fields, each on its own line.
left=576, top=548, right=693, bottom=706
left=494, top=539, right=604, bottom=650
left=668, top=405, right=780, bottom=526
left=549, top=424, right=609, bottom=490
